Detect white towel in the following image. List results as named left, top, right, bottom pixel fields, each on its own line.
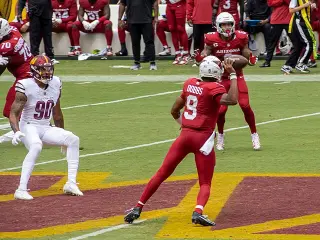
left=200, top=132, right=215, bottom=156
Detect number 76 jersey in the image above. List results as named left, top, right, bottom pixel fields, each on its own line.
left=180, top=78, right=226, bottom=133
left=15, top=76, right=62, bottom=126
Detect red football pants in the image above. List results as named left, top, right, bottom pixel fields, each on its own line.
left=217, top=76, right=257, bottom=134
left=52, top=22, right=74, bottom=46
left=166, top=3, right=188, bottom=51
left=71, top=20, right=113, bottom=46
left=139, top=129, right=215, bottom=210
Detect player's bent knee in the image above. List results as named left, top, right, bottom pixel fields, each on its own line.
left=104, top=21, right=112, bottom=29
left=29, top=142, right=43, bottom=154
left=65, top=133, right=79, bottom=147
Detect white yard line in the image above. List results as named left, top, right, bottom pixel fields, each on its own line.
left=0, top=123, right=10, bottom=130
left=1, top=111, right=319, bottom=172
left=274, top=81, right=290, bottom=85
left=61, top=90, right=181, bottom=110
left=125, top=81, right=140, bottom=85
left=68, top=220, right=146, bottom=240
left=75, top=82, right=92, bottom=85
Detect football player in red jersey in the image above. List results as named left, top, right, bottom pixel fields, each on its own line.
left=70, top=0, right=114, bottom=56
left=164, top=0, right=189, bottom=64
left=213, top=0, right=244, bottom=29
left=124, top=56, right=238, bottom=226
left=199, top=12, right=260, bottom=150
left=51, top=0, right=77, bottom=55
left=0, top=18, right=33, bottom=143
left=10, top=0, right=29, bottom=33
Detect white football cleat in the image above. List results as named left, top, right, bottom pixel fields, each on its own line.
left=63, top=182, right=83, bottom=196
left=0, top=130, right=14, bottom=144
left=159, top=47, right=171, bottom=56
left=251, top=133, right=261, bottom=150
left=14, top=189, right=33, bottom=200
left=216, top=133, right=225, bottom=151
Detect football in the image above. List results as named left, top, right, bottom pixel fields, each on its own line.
left=224, top=54, right=248, bottom=70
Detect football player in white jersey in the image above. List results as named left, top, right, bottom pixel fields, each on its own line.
left=9, top=55, right=83, bottom=200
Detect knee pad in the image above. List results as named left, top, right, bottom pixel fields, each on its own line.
left=65, top=133, right=79, bottom=147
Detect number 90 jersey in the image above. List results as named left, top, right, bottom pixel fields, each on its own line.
left=180, top=78, right=226, bottom=132
left=15, top=76, right=62, bottom=126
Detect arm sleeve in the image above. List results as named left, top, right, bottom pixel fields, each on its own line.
left=186, top=0, right=194, bottom=21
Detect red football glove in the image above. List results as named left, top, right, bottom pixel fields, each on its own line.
left=192, top=49, right=205, bottom=63
left=248, top=53, right=258, bottom=66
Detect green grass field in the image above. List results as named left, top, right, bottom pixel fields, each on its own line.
left=0, top=60, right=320, bottom=240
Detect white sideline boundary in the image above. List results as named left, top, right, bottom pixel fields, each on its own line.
left=1, top=111, right=320, bottom=172
left=1, top=74, right=320, bottom=82
left=68, top=220, right=146, bottom=240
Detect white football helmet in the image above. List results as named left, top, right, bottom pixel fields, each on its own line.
left=199, top=56, right=223, bottom=80
left=216, top=12, right=235, bottom=38
left=0, top=18, right=11, bottom=41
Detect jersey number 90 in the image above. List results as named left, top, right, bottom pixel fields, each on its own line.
left=34, top=100, right=55, bottom=120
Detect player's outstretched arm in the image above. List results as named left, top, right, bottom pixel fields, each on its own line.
left=171, top=96, right=185, bottom=125
left=220, top=59, right=238, bottom=105
left=9, top=92, right=27, bottom=133
left=52, top=98, right=64, bottom=129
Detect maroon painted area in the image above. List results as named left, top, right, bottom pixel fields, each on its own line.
left=0, top=179, right=196, bottom=232
left=0, top=175, right=64, bottom=195
left=213, top=177, right=320, bottom=232
left=259, top=223, right=320, bottom=235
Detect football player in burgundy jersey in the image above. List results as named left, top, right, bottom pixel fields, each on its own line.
left=198, top=12, right=260, bottom=150
left=70, top=0, right=114, bottom=56
left=0, top=19, right=33, bottom=144
left=124, top=56, right=238, bottom=227
left=51, top=0, right=77, bottom=55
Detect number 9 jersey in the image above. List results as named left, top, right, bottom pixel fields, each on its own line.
left=180, top=78, right=226, bottom=133
left=15, top=76, right=62, bottom=126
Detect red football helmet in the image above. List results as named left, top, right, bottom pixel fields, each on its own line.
left=30, top=55, right=54, bottom=84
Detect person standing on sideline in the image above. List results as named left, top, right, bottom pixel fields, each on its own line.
left=187, top=0, right=214, bottom=53
left=260, top=0, right=292, bottom=67
left=118, top=0, right=158, bottom=70
left=281, top=0, right=317, bottom=74
left=17, top=0, right=59, bottom=64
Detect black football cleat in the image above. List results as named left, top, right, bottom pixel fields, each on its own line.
left=260, top=61, right=271, bottom=68
left=192, top=211, right=216, bottom=226
left=124, top=207, right=142, bottom=223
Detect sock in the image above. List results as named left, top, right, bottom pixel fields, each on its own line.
left=242, top=106, right=257, bottom=134
left=217, top=106, right=227, bottom=134
left=194, top=205, right=204, bottom=214
left=105, top=29, right=113, bottom=46
left=72, top=27, right=80, bottom=46
left=19, top=143, right=42, bottom=190
left=171, top=30, right=180, bottom=52
left=66, top=135, right=80, bottom=184
left=118, top=27, right=126, bottom=44
left=136, top=201, right=145, bottom=208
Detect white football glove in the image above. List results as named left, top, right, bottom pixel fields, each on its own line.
left=0, top=55, right=9, bottom=66
left=12, top=131, right=25, bottom=146
left=90, top=20, right=100, bottom=31
left=61, top=145, right=67, bottom=155
left=82, top=21, right=91, bottom=31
